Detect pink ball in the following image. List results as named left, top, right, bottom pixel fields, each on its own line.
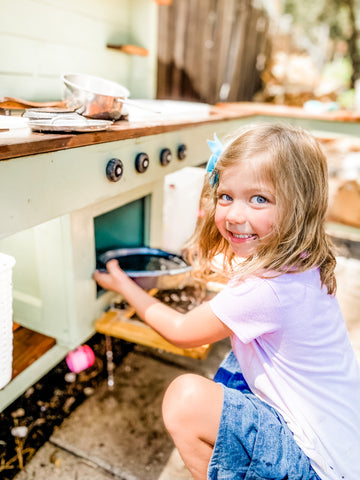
left=66, top=345, right=95, bottom=373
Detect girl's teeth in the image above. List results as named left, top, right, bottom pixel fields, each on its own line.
left=232, top=233, right=253, bottom=239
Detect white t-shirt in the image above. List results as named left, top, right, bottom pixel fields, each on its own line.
left=210, top=268, right=360, bottom=480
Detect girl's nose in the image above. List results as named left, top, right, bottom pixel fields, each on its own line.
left=226, top=202, right=246, bottom=224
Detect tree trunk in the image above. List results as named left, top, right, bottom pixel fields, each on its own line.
left=344, top=0, right=360, bottom=87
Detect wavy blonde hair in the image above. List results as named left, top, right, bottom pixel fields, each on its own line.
left=185, top=123, right=337, bottom=295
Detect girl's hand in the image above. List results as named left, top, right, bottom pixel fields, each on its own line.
left=93, top=259, right=130, bottom=293
left=93, top=260, right=232, bottom=349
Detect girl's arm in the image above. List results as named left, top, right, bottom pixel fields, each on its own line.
left=93, top=260, right=231, bottom=348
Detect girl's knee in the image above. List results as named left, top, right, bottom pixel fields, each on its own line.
left=162, top=373, right=205, bottom=433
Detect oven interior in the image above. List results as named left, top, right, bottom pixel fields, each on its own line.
left=94, top=197, right=149, bottom=294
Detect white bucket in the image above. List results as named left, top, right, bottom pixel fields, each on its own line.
left=0, top=252, right=16, bottom=389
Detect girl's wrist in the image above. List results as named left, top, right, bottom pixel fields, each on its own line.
left=115, top=273, right=140, bottom=296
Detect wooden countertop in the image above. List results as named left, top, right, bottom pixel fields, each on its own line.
left=1, top=102, right=360, bottom=161
left=216, top=102, right=360, bottom=122
left=0, top=108, right=247, bottom=161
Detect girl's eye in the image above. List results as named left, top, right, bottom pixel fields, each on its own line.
left=218, top=193, right=232, bottom=203
left=250, top=195, right=267, bottom=204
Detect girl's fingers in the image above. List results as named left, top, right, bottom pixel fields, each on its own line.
left=92, top=269, right=109, bottom=283
left=106, top=259, right=121, bottom=273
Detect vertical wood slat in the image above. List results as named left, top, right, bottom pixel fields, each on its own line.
left=157, top=0, right=270, bottom=104
left=157, top=3, right=173, bottom=99
left=198, top=0, right=217, bottom=103
left=241, top=8, right=267, bottom=100
left=172, top=0, right=189, bottom=98
left=213, top=0, right=236, bottom=103
left=226, top=0, right=250, bottom=102
left=182, top=0, right=202, bottom=99
left=231, top=0, right=256, bottom=100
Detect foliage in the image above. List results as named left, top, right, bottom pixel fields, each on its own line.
left=283, top=0, right=360, bottom=85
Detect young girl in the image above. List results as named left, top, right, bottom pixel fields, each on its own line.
left=93, top=123, right=360, bottom=480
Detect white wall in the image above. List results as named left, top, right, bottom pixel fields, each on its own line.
left=0, top=0, right=158, bottom=101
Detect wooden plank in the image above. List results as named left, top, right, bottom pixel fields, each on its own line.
left=107, top=44, right=149, bottom=56
left=212, top=0, right=236, bottom=102
left=181, top=0, right=202, bottom=100
left=156, top=1, right=169, bottom=98
left=241, top=9, right=265, bottom=101
left=171, top=0, right=189, bottom=98
left=157, top=0, right=179, bottom=99
left=2, top=104, right=360, bottom=162
left=12, top=327, right=56, bottom=379
left=228, top=0, right=251, bottom=101
left=0, top=109, right=245, bottom=161
left=96, top=310, right=212, bottom=360
left=198, top=0, right=217, bottom=103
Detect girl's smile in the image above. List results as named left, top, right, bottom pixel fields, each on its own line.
left=227, top=230, right=258, bottom=243
left=214, top=157, right=277, bottom=258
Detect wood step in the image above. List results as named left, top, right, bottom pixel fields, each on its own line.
left=12, top=326, right=56, bottom=379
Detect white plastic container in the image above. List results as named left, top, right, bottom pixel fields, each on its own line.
left=0, top=252, right=16, bottom=389
left=162, top=167, right=205, bottom=253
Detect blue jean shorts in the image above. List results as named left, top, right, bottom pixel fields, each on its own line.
left=207, top=351, right=322, bottom=480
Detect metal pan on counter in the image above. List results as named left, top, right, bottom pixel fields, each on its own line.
left=25, top=112, right=113, bottom=133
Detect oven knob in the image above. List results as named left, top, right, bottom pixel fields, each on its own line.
left=135, top=152, right=150, bottom=173
left=160, top=148, right=172, bottom=166
left=177, top=144, right=187, bottom=160
left=106, top=158, right=123, bottom=182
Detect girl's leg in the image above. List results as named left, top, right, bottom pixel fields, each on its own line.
left=162, top=373, right=223, bottom=480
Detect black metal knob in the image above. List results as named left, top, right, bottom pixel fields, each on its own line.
left=160, top=148, right=172, bottom=166
left=177, top=144, right=187, bottom=160
left=106, top=158, right=123, bottom=182
left=135, top=153, right=150, bottom=173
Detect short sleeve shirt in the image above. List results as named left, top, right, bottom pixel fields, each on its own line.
left=210, top=268, right=360, bottom=480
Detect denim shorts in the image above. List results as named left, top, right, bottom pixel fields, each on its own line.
left=207, top=351, right=322, bottom=480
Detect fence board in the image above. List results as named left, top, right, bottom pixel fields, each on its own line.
left=157, top=0, right=270, bottom=103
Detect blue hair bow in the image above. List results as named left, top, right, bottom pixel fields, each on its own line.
left=206, top=133, right=223, bottom=186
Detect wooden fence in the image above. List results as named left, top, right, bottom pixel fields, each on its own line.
left=157, top=0, right=271, bottom=104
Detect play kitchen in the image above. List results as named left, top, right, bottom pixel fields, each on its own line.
left=0, top=76, right=240, bottom=411
left=1, top=83, right=360, bottom=410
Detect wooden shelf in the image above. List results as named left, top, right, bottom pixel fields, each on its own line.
left=106, top=44, right=149, bottom=56
left=12, top=326, right=56, bottom=379
left=96, top=310, right=211, bottom=360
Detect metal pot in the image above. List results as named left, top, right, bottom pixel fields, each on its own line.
left=62, top=73, right=130, bottom=121
left=97, top=247, right=192, bottom=289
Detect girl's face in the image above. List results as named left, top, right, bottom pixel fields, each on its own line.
left=215, top=157, right=277, bottom=258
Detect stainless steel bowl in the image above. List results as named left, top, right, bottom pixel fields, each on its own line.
left=62, top=73, right=130, bottom=120
left=97, top=247, right=192, bottom=289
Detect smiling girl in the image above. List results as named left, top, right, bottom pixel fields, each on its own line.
left=93, top=123, right=360, bottom=480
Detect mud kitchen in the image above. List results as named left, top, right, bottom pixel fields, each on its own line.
left=1, top=1, right=360, bottom=412
left=1, top=97, right=360, bottom=412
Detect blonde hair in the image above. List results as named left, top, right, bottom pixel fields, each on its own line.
left=185, top=123, right=337, bottom=295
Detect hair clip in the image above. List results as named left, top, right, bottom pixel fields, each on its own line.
left=206, top=133, right=223, bottom=186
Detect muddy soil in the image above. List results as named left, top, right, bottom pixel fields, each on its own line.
left=0, top=285, right=206, bottom=479
left=0, top=334, right=133, bottom=480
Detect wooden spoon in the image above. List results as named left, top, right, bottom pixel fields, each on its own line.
left=0, top=96, right=70, bottom=111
